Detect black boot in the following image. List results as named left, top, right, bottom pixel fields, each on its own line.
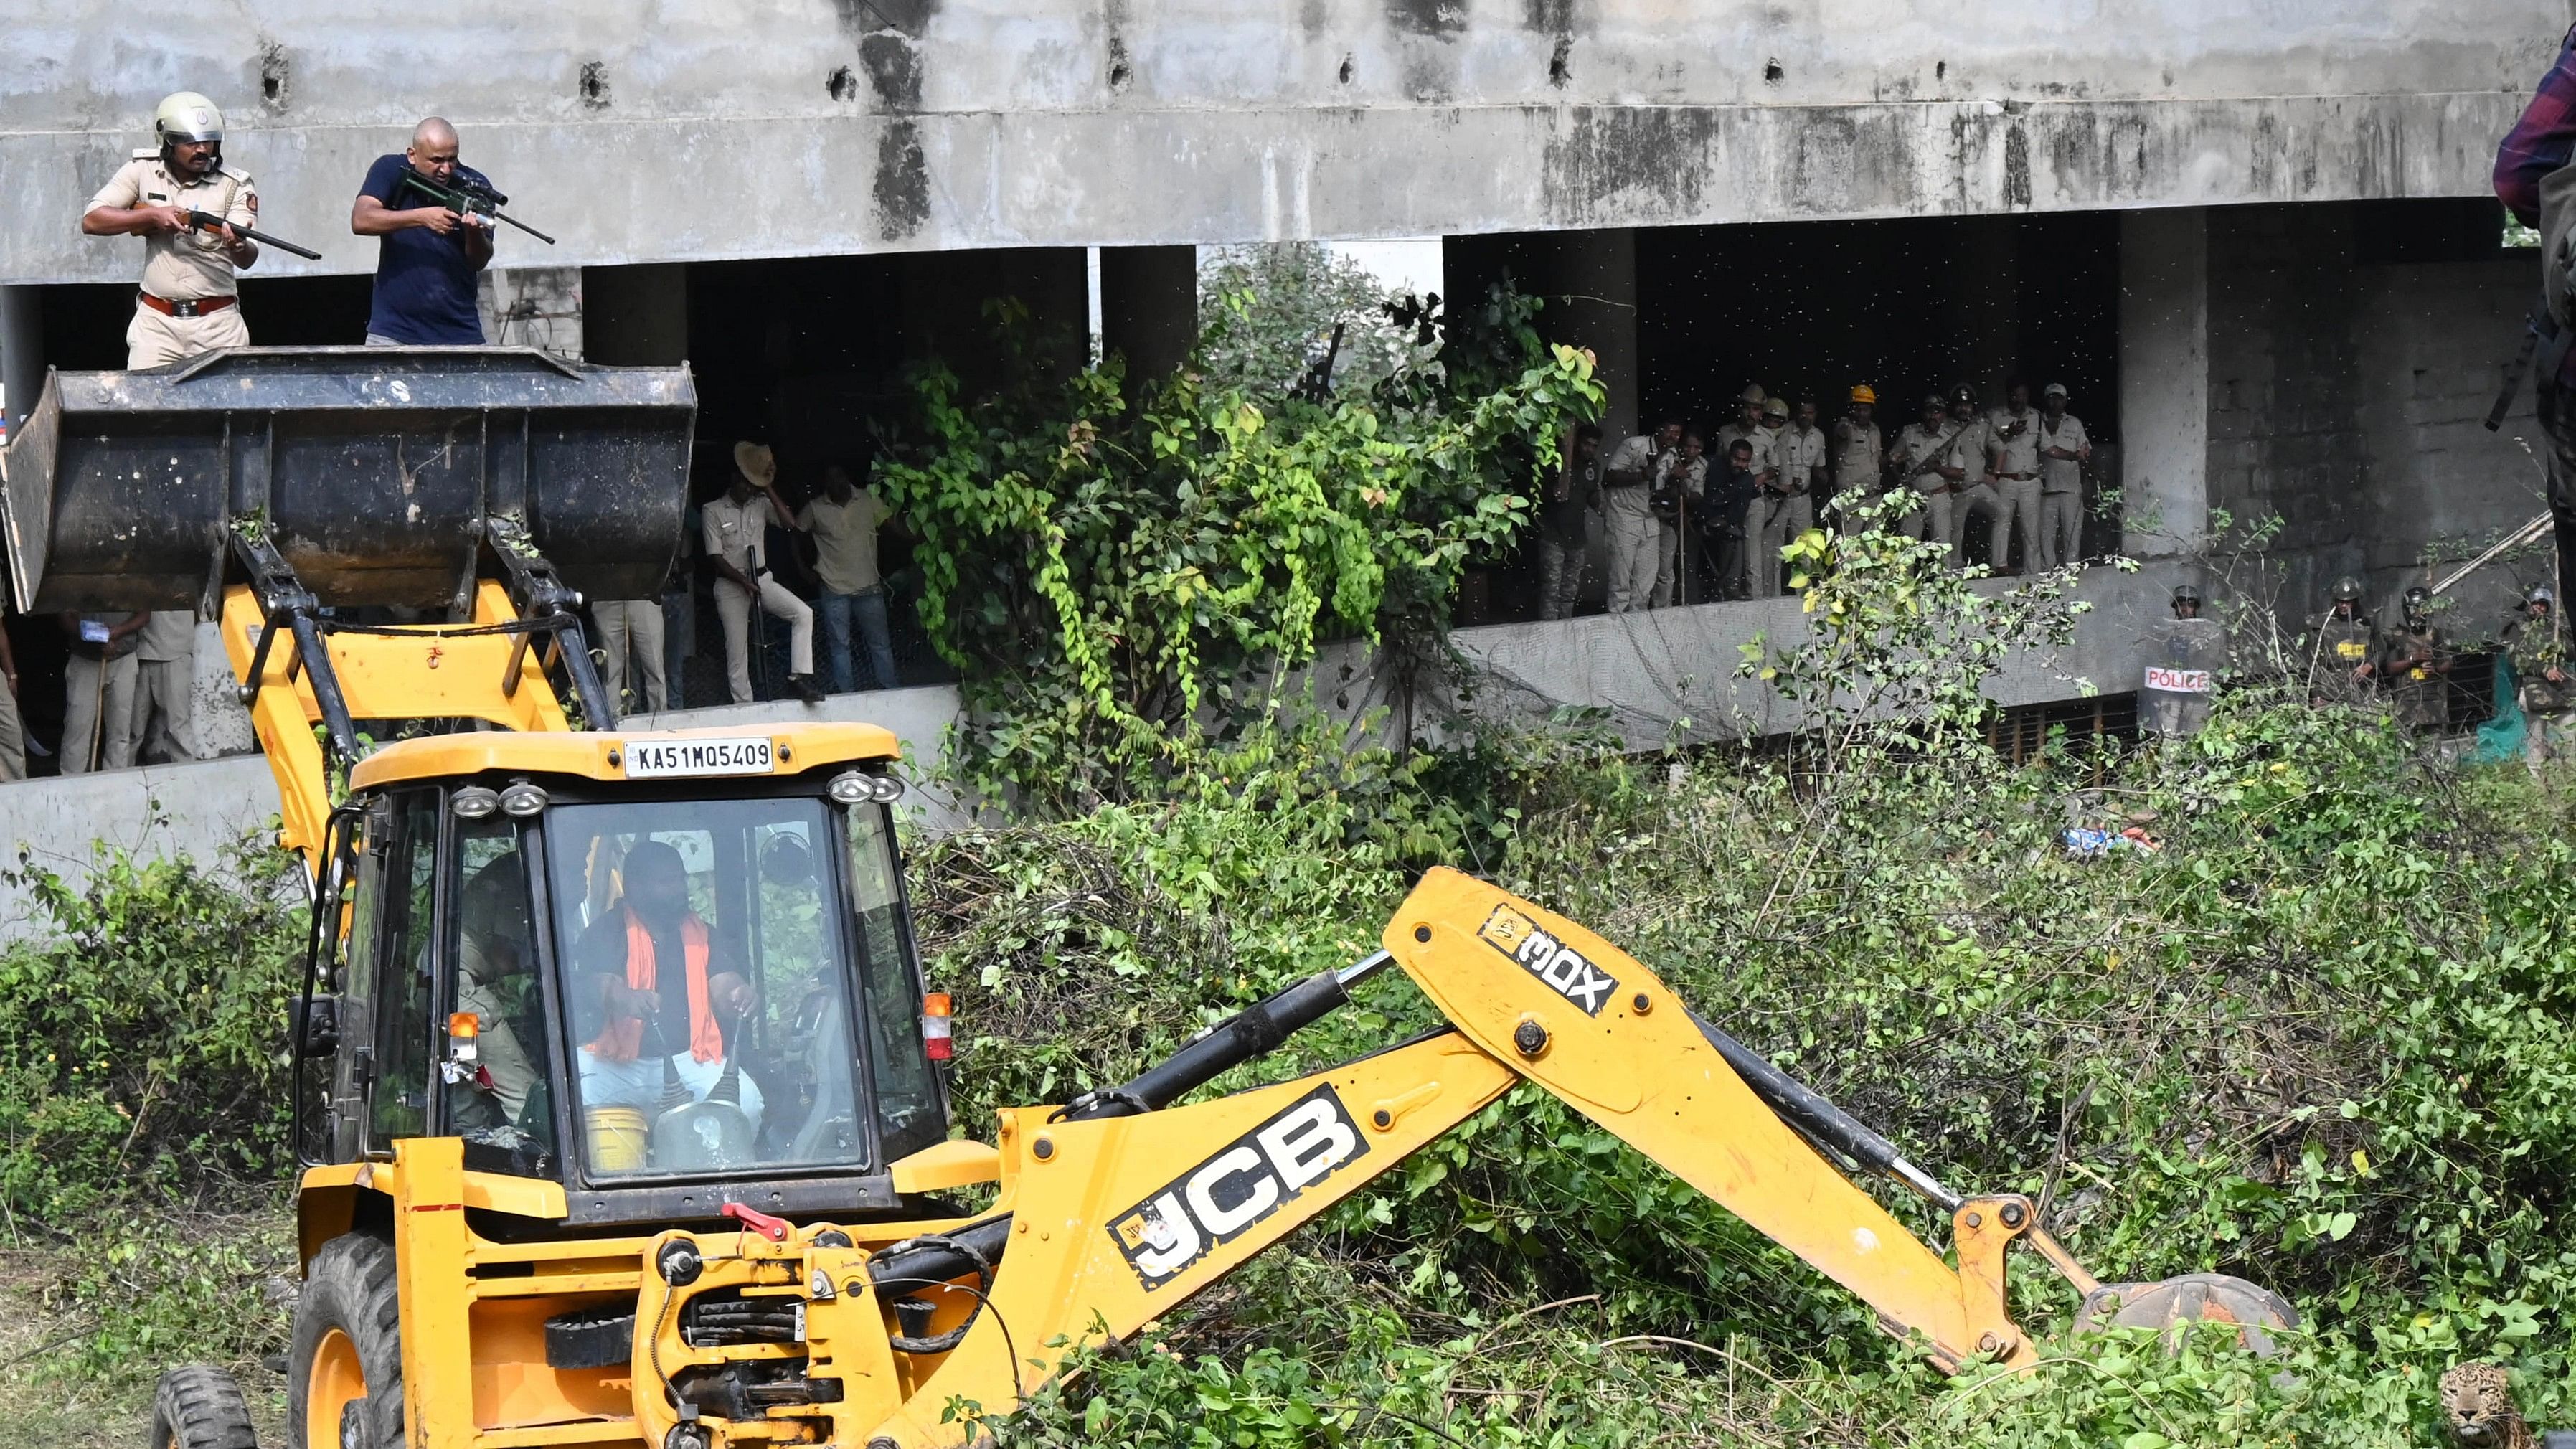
left=788, top=674, right=824, bottom=704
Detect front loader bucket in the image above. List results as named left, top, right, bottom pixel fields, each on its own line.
left=2073, top=1272, right=2301, bottom=1355
left=0, top=346, right=695, bottom=614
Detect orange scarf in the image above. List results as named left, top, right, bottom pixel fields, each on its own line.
left=585, top=905, right=722, bottom=1064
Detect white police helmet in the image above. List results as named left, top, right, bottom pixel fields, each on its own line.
left=154, top=92, right=225, bottom=148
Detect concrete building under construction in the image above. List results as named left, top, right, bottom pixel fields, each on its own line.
left=0, top=1, right=2559, bottom=750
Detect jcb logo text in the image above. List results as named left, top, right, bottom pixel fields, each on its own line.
left=1108, top=1085, right=1366, bottom=1290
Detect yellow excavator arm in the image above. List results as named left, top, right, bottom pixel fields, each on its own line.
left=855, top=869, right=2026, bottom=1444
left=412, top=866, right=2280, bottom=1449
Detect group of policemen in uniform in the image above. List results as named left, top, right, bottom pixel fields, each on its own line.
left=2300, top=577, right=2570, bottom=746
left=1559, top=377, right=2096, bottom=615
left=0, top=91, right=501, bottom=781
left=2115, top=575, right=2565, bottom=745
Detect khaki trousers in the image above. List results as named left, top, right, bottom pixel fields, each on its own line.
left=62, top=653, right=138, bottom=774
left=126, top=302, right=249, bottom=369
left=1755, top=493, right=1813, bottom=597
left=713, top=576, right=813, bottom=704
left=593, top=600, right=669, bottom=714
left=1900, top=488, right=1955, bottom=565
left=0, top=681, right=24, bottom=782
left=1986, top=478, right=2043, bottom=572
left=130, top=655, right=199, bottom=765
left=1601, top=486, right=1661, bottom=613
left=2039, top=489, right=2083, bottom=570
left=1953, top=483, right=2004, bottom=570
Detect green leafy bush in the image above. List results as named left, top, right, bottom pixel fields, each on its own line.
left=893, top=686, right=2576, bottom=1443
left=0, top=838, right=304, bottom=1221
left=871, top=296, right=1601, bottom=811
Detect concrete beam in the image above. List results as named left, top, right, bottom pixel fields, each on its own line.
left=2, top=88, right=2534, bottom=285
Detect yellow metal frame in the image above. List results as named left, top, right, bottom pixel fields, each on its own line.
left=219, top=580, right=900, bottom=876
left=315, top=867, right=2098, bottom=1449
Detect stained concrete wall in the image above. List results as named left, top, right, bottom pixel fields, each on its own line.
left=2202, top=202, right=2544, bottom=626
left=1, top=1, right=2552, bottom=285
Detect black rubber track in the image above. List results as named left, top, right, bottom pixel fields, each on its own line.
left=148, top=1364, right=258, bottom=1449
left=286, top=1233, right=407, bottom=1448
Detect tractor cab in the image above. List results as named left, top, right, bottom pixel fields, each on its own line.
left=301, top=727, right=950, bottom=1229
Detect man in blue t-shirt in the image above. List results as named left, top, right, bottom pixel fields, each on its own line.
left=350, top=117, right=494, bottom=344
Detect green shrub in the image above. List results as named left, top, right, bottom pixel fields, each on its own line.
left=0, top=837, right=304, bottom=1221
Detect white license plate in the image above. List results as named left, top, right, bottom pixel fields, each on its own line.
left=623, top=737, right=775, bottom=779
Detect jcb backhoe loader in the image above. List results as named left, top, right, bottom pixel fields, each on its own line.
left=0, top=349, right=2291, bottom=1449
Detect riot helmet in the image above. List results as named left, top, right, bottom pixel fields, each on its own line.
left=2529, top=583, right=2555, bottom=612
left=2402, top=585, right=2431, bottom=625
left=155, top=91, right=224, bottom=149
left=2171, top=582, right=2202, bottom=617
left=2330, top=575, right=2363, bottom=603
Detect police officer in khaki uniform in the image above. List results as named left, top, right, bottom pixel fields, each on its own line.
left=1887, top=394, right=1972, bottom=565
left=1714, top=386, right=1775, bottom=495
left=2035, top=383, right=2091, bottom=568
left=1829, top=385, right=1884, bottom=533
left=1940, top=387, right=2001, bottom=570
left=1756, top=398, right=1825, bottom=595
left=82, top=93, right=260, bottom=369
left=128, top=608, right=202, bottom=765
left=1981, top=382, right=2044, bottom=574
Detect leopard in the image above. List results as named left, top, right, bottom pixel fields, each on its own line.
left=2442, top=1362, right=2534, bottom=1449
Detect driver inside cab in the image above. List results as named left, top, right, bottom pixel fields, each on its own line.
left=572, top=840, right=766, bottom=1141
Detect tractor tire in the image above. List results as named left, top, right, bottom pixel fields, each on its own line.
left=285, top=1234, right=406, bottom=1449
left=148, top=1365, right=258, bottom=1449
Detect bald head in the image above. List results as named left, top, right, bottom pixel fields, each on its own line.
left=406, top=118, right=461, bottom=183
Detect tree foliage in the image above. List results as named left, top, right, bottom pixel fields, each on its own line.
left=871, top=293, right=1600, bottom=811
left=1194, top=242, right=1433, bottom=399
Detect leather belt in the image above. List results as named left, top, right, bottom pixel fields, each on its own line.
left=138, top=291, right=236, bottom=318
left=1996, top=471, right=2037, bottom=481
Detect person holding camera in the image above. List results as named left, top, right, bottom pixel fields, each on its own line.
left=704, top=443, right=824, bottom=705
left=1702, top=438, right=1763, bottom=602
left=1601, top=419, right=1684, bottom=613
left=1650, top=429, right=1709, bottom=608
left=352, top=117, right=495, bottom=344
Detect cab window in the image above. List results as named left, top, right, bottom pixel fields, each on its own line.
left=447, top=819, right=558, bottom=1174
left=544, top=797, right=873, bottom=1181
left=367, top=790, right=442, bottom=1149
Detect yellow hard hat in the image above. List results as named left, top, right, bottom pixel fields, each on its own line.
left=1763, top=396, right=1790, bottom=419
left=154, top=92, right=225, bottom=146
left=1849, top=384, right=1877, bottom=405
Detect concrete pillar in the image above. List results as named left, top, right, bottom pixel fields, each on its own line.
left=582, top=264, right=689, bottom=364
left=2118, top=209, right=2208, bottom=557
left=1946, top=216, right=2021, bottom=399
left=1099, top=245, right=1197, bottom=384
left=0, top=285, right=42, bottom=436
left=1549, top=228, right=1639, bottom=443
